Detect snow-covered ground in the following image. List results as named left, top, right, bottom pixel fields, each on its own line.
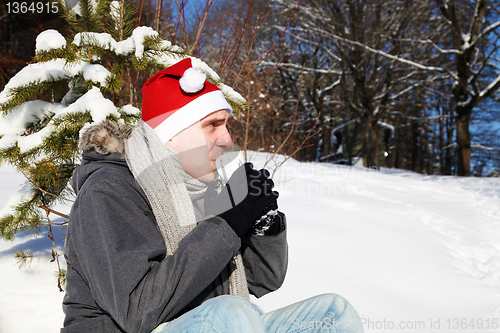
left=1, top=153, right=499, bottom=333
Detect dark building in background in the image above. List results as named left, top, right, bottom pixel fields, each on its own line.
left=320, top=119, right=394, bottom=168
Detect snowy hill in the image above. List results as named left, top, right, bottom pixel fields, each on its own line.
left=1, top=153, right=499, bottom=333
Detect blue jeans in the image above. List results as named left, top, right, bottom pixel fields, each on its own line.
left=151, top=294, right=364, bottom=332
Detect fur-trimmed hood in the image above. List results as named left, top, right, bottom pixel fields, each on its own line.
left=72, top=121, right=134, bottom=194
left=78, top=120, right=133, bottom=156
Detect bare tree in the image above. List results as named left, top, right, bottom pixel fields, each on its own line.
left=432, top=0, right=500, bottom=176
left=252, top=0, right=500, bottom=175
left=258, top=0, right=441, bottom=168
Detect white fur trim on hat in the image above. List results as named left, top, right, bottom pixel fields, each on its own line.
left=153, top=90, right=233, bottom=144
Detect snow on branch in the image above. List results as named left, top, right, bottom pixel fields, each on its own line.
left=477, top=73, right=500, bottom=104
left=467, top=21, right=500, bottom=51
left=390, top=38, right=461, bottom=55
left=73, top=26, right=175, bottom=59
left=471, top=144, right=500, bottom=151
left=317, top=79, right=341, bottom=97
left=387, top=83, right=421, bottom=101
left=0, top=59, right=113, bottom=109
left=0, top=59, right=71, bottom=107
left=326, top=32, right=445, bottom=72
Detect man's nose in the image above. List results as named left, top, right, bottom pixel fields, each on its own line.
left=217, top=125, right=233, bottom=147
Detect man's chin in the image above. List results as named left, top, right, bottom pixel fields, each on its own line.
left=197, top=170, right=216, bottom=183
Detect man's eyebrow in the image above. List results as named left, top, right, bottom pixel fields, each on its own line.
left=202, top=115, right=228, bottom=124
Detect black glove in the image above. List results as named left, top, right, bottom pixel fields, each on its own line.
left=252, top=206, right=286, bottom=236
left=204, top=163, right=279, bottom=237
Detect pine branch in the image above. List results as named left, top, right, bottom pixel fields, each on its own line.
left=0, top=79, right=70, bottom=114
left=37, top=204, right=70, bottom=219
left=0, top=193, right=43, bottom=241
left=14, top=249, right=35, bottom=269
left=34, top=43, right=78, bottom=64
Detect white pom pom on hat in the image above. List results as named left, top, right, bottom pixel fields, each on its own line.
left=179, top=67, right=206, bottom=93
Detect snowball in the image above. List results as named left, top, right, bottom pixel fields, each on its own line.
left=81, top=63, right=111, bottom=86
left=36, top=30, right=66, bottom=52
left=121, top=104, right=141, bottom=116
left=133, top=26, right=158, bottom=58
left=179, top=67, right=206, bottom=93
left=114, top=26, right=159, bottom=58
left=73, top=32, right=117, bottom=50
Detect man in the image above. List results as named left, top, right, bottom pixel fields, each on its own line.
left=62, top=58, right=364, bottom=333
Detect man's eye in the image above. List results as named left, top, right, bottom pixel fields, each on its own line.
left=204, top=120, right=225, bottom=128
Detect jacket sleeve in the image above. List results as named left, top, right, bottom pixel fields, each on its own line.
left=240, top=218, right=288, bottom=298
left=67, top=166, right=241, bottom=333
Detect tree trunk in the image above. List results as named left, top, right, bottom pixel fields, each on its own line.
left=456, top=110, right=471, bottom=176
left=444, top=113, right=455, bottom=175
left=371, top=120, right=380, bottom=168
left=365, top=116, right=379, bottom=169
left=155, top=0, right=162, bottom=33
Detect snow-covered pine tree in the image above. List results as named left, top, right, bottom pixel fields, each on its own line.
left=0, top=0, right=246, bottom=291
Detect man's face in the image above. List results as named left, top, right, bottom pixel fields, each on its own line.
left=165, top=109, right=232, bottom=182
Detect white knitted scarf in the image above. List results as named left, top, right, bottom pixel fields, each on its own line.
left=124, top=120, right=249, bottom=302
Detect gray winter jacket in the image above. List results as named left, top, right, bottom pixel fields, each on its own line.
left=61, top=124, right=288, bottom=333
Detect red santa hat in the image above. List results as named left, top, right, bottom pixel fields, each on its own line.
left=141, top=58, right=233, bottom=144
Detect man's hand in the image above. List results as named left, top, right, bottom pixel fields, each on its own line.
left=204, top=163, right=279, bottom=237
